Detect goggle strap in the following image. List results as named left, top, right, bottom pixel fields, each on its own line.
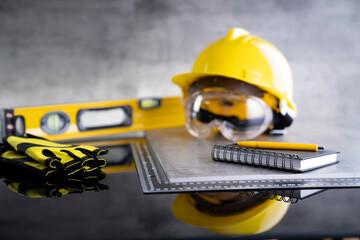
left=197, top=108, right=265, bottom=128
left=189, top=76, right=264, bottom=98
left=272, top=110, right=294, bottom=130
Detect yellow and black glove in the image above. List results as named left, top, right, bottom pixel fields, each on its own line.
left=0, top=145, right=109, bottom=198
left=0, top=145, right=60, bottom=182
left=7, top=135, right=108, bottom=178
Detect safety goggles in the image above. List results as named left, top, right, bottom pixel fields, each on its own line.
left=185, top=90, right=273, bottom=141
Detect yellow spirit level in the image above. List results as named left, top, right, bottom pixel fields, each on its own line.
left=0, top=96, right=185, bottom=143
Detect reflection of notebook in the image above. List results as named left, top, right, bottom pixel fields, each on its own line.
left=253, top=188, right=327, bottom=203
left=211, top=144, right=339, bottom=172
left=146, top=127, right=359, bottom=184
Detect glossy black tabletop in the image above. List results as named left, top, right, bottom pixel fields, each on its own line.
left=1, top=151, right=359, bottom=240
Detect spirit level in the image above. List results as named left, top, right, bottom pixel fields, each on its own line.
left=0, top=96, right=185, bottom=143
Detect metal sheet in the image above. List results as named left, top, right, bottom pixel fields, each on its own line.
left=132, top=126, right=360, bottom=193
left=146, top=127, right=359, bottom=183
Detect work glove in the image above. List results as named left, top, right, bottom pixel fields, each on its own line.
left=0, top=146, right=109, bottom=198
left=0, top=145, right=60, bottom=183
left=7, top=135, right=108, bottom=178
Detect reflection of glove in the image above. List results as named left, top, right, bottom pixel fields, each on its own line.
left=7, top=135, right=108, bottom=178
left=3, top=171, right=109, bottom=198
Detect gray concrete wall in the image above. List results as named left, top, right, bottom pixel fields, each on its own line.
left=0, top=0, right=359, bottom=123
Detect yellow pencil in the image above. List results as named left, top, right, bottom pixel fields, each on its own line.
left=234, top=141, right=325, bottom=151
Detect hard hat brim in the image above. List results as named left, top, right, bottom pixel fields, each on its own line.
left=172, top=72, right=296, bottom=112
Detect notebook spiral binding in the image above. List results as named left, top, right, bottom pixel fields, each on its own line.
left=211, top=144, right=301, bottom=171
left=194, top=190, right=299, bottom=204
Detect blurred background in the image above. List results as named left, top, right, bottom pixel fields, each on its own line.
left=0, top=2, right=359, bottom=239
left=0, top=0, right=359, bottom=123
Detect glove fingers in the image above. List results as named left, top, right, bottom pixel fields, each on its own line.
left=60, top=149, right=95, bottom=175
left=41, top=149, right=63, bottom=169
left=82, top=157, right=106, bottom=169
left=75, top=147, right=108, bottom=167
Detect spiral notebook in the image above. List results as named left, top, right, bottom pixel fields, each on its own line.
left=211, top=144, right=339, bottom=172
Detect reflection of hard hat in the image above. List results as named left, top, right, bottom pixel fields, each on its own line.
left=172, top=193, right=290, bottom=236
left=172, top=28, right=296, bottom=135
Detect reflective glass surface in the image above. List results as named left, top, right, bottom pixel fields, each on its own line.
left=0, top=140, right=359, bottom=240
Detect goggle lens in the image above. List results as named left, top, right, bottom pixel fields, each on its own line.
left=185, top=91, right=273, bottom=141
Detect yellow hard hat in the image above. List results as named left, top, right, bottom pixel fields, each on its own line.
left=172, top=193, right=290, bottom=236
left=172, top=28, right=296, bottom=112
